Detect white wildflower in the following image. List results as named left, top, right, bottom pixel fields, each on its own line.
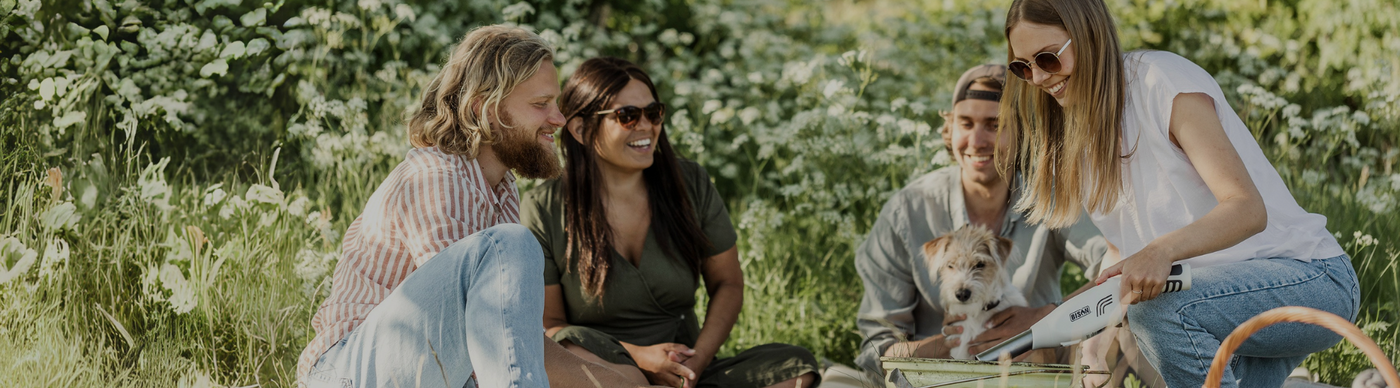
left=0, top=237, right=39, bottom=285
left=1356, top=184, right=1394, bottom=214
left=711, top=107, right=735, bottom=124
left=501, top=2, right=535, bottom=22
left=287, top=197, right=309, bottom=217
left=739, top=107, right=762, bottom=125
left=40, top=202, right=81, bottom=232
left=720, top=164, right=738, bottom=178
left=202, top=184, right=227, bottom=207
left=670, top=109, right=693, bottom=132
left=747, top=71, right=764, bottom=84
left=1301, top=170, right=1326, bottom=187
left=822, top=79, right=845, bottom=98
left=909, top=102, right=928, bottom=115
left=294, top=249, right=338, bottom=282
left=259, top=212, right=279, bottom=227
left=702, top=100, right=723, bottom=115
left=137, top=158, right=174, bottom=212
left=356, top=0, right=382, bottom=11
left=781, top=60, right=817, bottom=86
left=39, top=238, right=69, bottom=278
left=827, top=104, right=845, bottom=117
left=160, top=264, right=196, bottom=314
left=244, top=184, right=284, bottom=206
left=891, top=97, right=908, bottom=111
left=659, top=29, right=680, bottom=45
left=931, top=148, right=953, bottom=167
left=674, top=82, right=693, bottom=96
left=220, top=196, right=249, bottom=219
left=898, top=119, right=918, bottom=136
left=1352, top=231, right=1378, bottom=247
left=141, top=263, right=162, bottom=300
left=177, top=366, right=218, bottom=388
left=162, top=226, right=194, bottom=264
left=394, top=4, right=415, bottom=22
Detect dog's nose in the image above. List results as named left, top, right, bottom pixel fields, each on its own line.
left=956, top=289, right=971, bottom=302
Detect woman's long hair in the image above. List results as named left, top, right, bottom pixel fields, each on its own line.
left=558, top=57, right=710, bottom=299
left=998, top=0, right=1128, bottom=228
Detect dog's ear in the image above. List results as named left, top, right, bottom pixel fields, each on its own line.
left=993, top=236, right=1015, bottom=262
left=923, top=236, right=950, bottom=264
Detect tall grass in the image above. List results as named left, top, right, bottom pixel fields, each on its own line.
left=1294, top=178, right=1400, bottom=385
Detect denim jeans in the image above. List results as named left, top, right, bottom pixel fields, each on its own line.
left=1128, top=255, right=1360, bottom=388
left=305, top=224, right=549, bottom=388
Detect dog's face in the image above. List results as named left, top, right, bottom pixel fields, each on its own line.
left=924, top=225, right=1015, bottom=308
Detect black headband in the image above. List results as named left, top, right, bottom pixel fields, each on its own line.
left=963, top=89, right=1002, bottom=102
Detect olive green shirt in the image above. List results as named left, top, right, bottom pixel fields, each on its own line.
left=519, top=160, right=737, bottom=347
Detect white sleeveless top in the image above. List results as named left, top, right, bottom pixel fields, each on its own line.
left=1087, top=51, right=1344, bottom=268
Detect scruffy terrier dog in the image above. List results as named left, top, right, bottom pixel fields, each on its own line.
left=924, top=225, right=1028, bottom=360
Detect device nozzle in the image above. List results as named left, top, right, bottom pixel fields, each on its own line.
left=975, top=329, right=1033, bottom=362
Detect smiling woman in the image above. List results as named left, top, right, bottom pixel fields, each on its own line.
left=997, top=1, right=1360, bottom=387
left=520, top=57, right=821, bottom=388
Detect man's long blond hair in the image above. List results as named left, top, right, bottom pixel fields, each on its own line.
left=407, top=25, right=554, bottom=158
left=997, top=0, right=1128, bottom=228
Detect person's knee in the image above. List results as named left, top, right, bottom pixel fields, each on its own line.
left=1127, top=296, right=1182, bottom=345
left=1128, top=292, right=1185, bottom=321
left=481, top=224, right=543, bottom=261
left=483, top=223, right=533, bottom=245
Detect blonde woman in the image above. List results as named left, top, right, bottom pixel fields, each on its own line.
left=998, top=0, right=1360, bottom=387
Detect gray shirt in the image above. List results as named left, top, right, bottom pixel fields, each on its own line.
left=854, top=166, right=1108, bottom=376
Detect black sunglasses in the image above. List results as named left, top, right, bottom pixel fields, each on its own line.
left=596, top=102, right=666, bottom=128
left=1008, top=39, right=1072, bottom=81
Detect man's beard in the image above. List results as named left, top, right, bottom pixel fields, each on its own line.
left=492, top=113, right=562, bottom=180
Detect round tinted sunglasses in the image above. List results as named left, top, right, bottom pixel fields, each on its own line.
left=1008, top=39, right=1072, bottom=81
left=596, top=102, right=666, bottom=128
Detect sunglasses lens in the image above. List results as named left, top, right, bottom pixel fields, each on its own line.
left=1008, top=62, right=1031, bottom=80
left=1035, top=53, right=1062, bottom=74
left=614, top=106, right=641, bottom=126
left=644, top=103, right=665, bottom=125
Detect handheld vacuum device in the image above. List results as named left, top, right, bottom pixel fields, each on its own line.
left=974, top=263, right=1193, bottom=362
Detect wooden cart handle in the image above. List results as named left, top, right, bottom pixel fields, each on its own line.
left=1203, top=306, right=1399, bottom=388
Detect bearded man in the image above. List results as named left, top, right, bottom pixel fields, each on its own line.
left=298, top=25, right=659, bottom=388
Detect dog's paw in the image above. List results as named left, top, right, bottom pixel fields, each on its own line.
left=950, top=346, right=971, bottom=360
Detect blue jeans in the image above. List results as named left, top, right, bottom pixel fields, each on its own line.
left=305, top=224, right=549, bottom=388
left=1128, top=255, right=1359, bottom=388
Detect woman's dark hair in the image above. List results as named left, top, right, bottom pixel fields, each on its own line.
left=558, top=57, right=710, bottom=299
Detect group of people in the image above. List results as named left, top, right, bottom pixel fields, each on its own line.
left=295, top=0, right=1361, bottom=387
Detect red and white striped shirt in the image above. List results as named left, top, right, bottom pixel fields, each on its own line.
left=297, top=147, right=520, bottom=381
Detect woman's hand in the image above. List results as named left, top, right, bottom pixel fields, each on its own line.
left=967, top=305, right=1056, bottom=355
left=678, top=355, right=710, bottom=387
left=1094, top=247, right=1174, bottom=304
left=627, top=342, right=696, bottom=388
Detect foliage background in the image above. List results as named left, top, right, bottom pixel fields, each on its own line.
left=0, top=0, right=1396, bottom=386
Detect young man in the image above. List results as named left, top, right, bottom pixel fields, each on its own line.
left=298, top=25, right=658, bottom=388
left=852, top=64, right=1112, bottom=382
